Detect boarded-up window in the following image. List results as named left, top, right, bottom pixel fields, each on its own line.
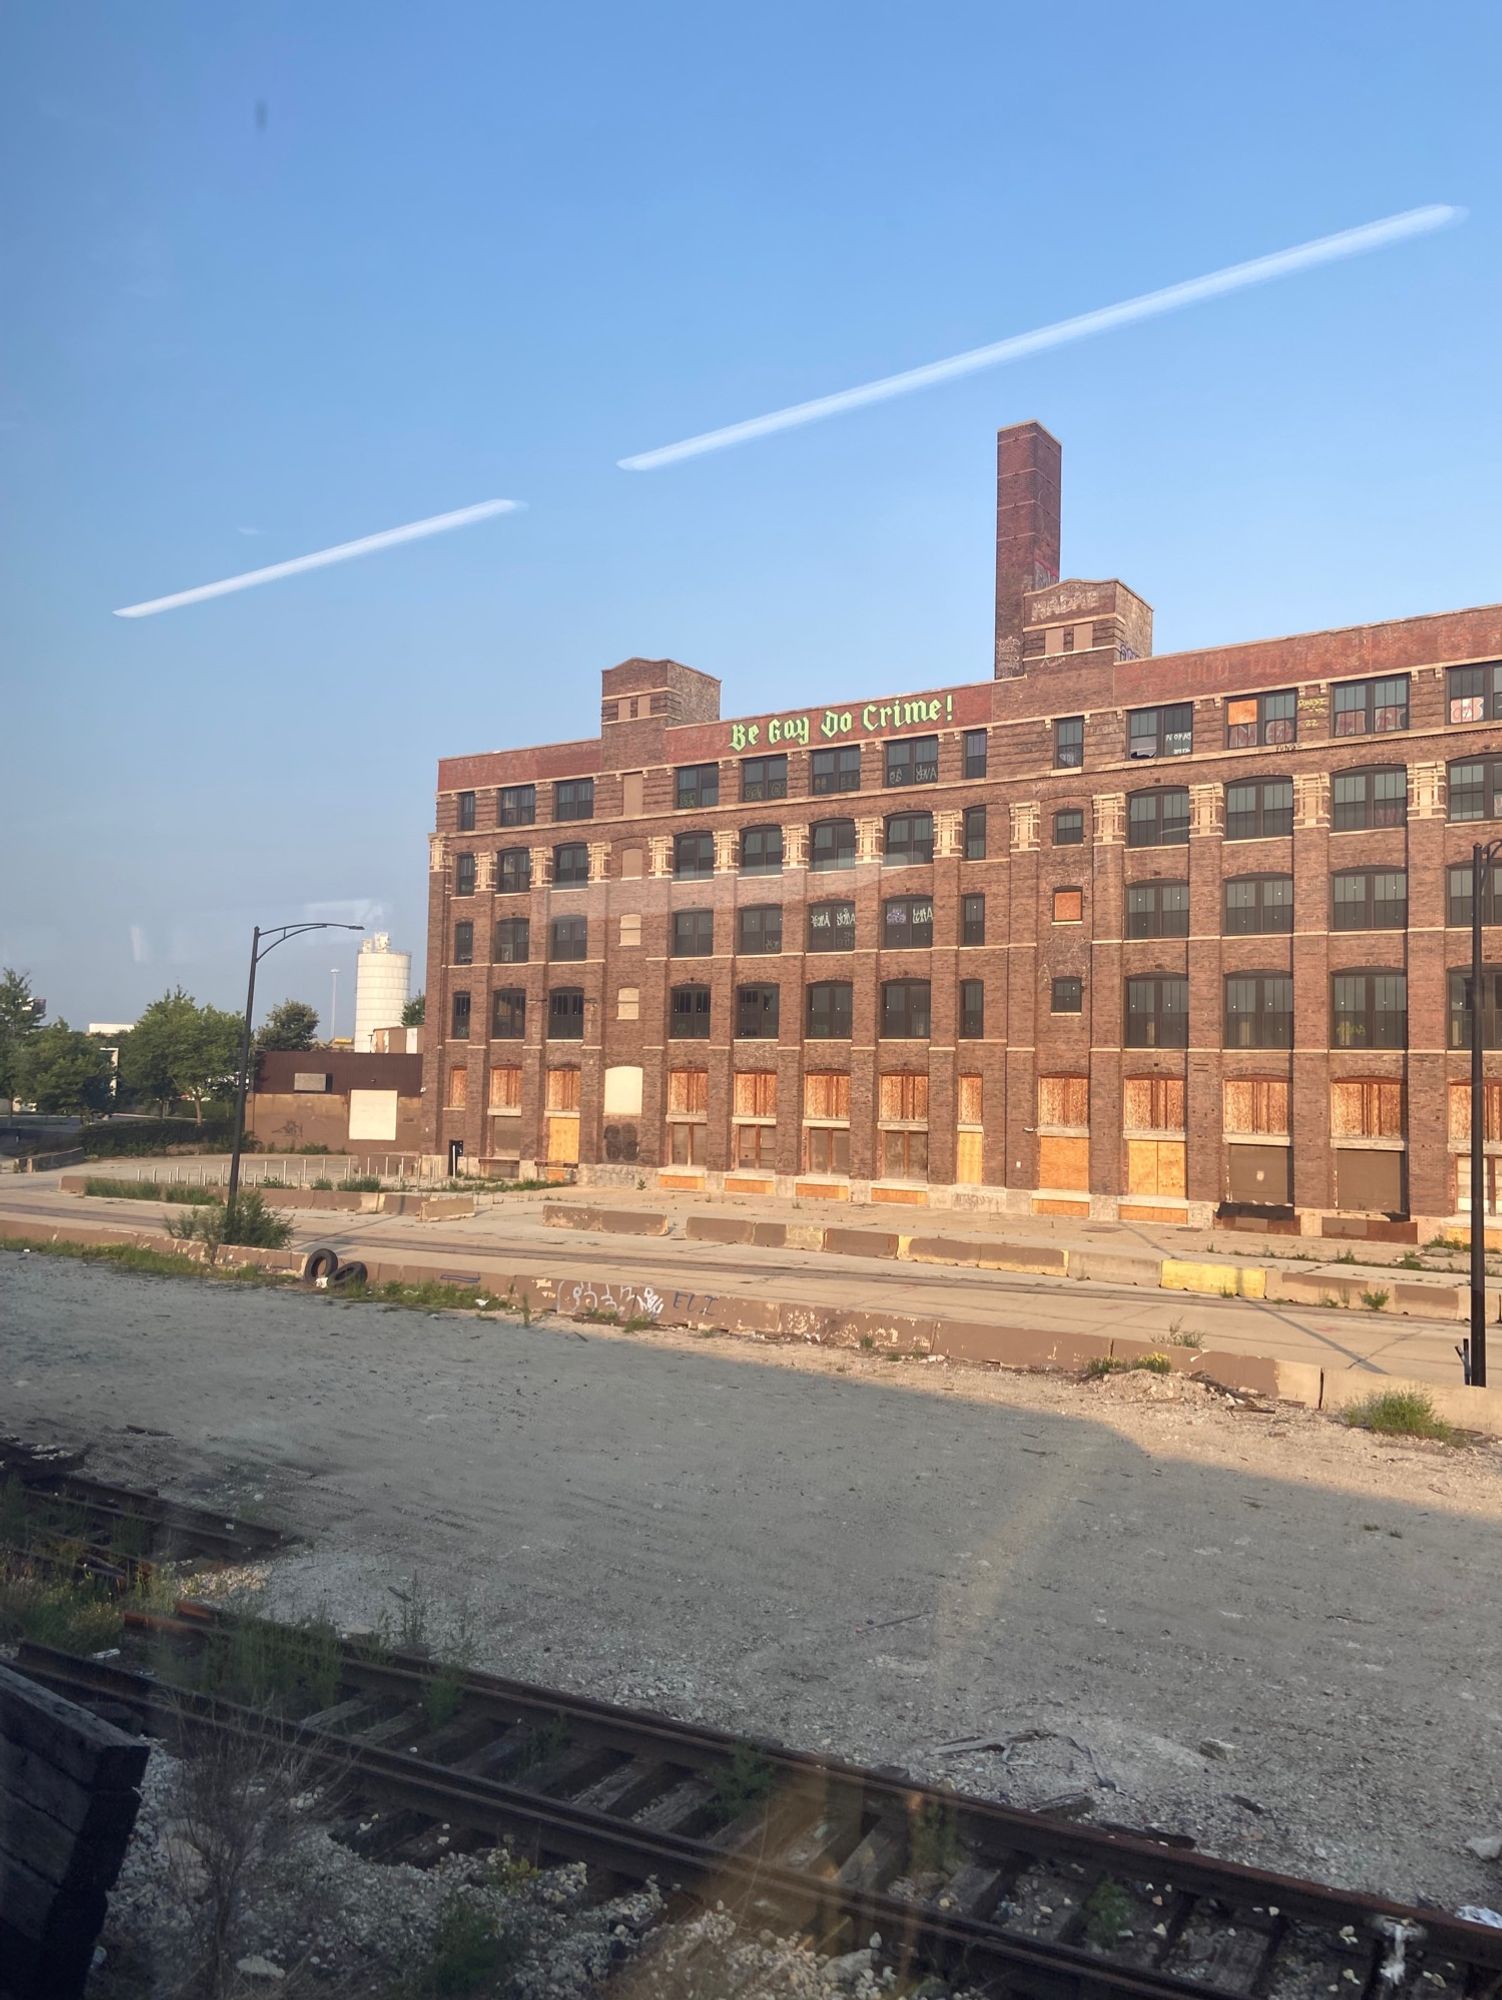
left=1448, top=1082, right=1502, bottom=1143
left=1227, top=1144, right=1290, bottom=1203
left=955, top=1129, right=984, bottom=1185
left=1224, top=1079, right=1289, bottom=1135
left=546, top=1116, right=580, bottom=1166
left=619, top=912, right=642, bottom=945
left=734, top=1071, right=777, bottom=1118
left=546, top=1067, right=580, bottom=1112
left=1331, top=1080, right=1404, bottom=1139
left=447, top=1067, right=468, bottom=1110
left=1458, top=1155, right=1502, bottom=1216
left=603, top=1064, right=643, bottom=1115
left=622, top=772, right=644, bottom=816
left=879, top=1073, right=929, bottom=1122
left=957, top=1074, right=983, bottom=1125
left=616, top=986, right=640, bottom=1021
left=736, top=1123, right=775, bottom=1167
left=1123, top=1076, right=1185, bottom=1133
left=1127, top=1139, right=1186, bottom=1197
left=348, top=1088, right=398, bottom=1142
left=669, top=1123, right=705, bottom=1166
left=488, top=1065, right=522, bottom=1111
left=1053, top=887, right=1084, bottom=923
left=668, top=1069, right=709, bottom=1115
left=1336, top=1148, right=1403, bottom=1213
left=804, top=1126, right=850, bottom=1173
left=1038, top=1135, right=1089, bottom=1189
left=1038, top=1074, right=1089, bottom=1131
left=804, top=1071, right=850, bottom=1119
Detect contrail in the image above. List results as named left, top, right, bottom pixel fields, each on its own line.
left=113, top=498, right=524, bottom=618
left=618, top=204, right=1464, bottom=471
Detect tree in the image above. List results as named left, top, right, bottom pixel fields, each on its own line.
left=14, top=1021, right=113, bottom=1117
left=0, top=968, right=44, bottom=1104
left=118, top=989, right=244, bottom=1125
left=401, top=993, right=425, bottom=1027
left=256, top=999, right=320, bottom=1052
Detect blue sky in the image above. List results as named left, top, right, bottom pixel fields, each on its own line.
left=4, top=1, right=1499, bottom=1028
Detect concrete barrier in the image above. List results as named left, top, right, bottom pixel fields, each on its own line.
left=542, top=1204, right=670, bottom=1236
left=1160, top=1258, right=1266, bottom=1300
left=1066, top=1250, right=1162, bottom=1287
left=822, top=1227, right=901, bottom=1260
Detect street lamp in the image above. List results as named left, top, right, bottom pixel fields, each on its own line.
left=1467, top=840, right=1502, bottom=1387
left=225, top=922, right=363, bottom=1219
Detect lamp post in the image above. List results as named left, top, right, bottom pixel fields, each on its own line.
left=225, top=922, right=363, bottom=1219
left=1467, top=841, right=1502, bottom=1387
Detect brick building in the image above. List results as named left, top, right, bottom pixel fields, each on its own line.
left=423, top=422, right=1502, bottom=1233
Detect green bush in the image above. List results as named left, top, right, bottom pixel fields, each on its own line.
left=337, top=1174, right=383, bottom=1193
left=82, top=1176, right=220, bottom=1205
left=166, top=1190, right=292, bottom=1251
left=1342, top=1388, right=1455, bottom=1441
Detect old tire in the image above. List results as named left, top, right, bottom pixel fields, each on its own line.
left=303, top=1246, right=341, bottom=1282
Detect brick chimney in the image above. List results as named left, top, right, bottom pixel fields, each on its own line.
left=994, top=421, right=1062, bottom=678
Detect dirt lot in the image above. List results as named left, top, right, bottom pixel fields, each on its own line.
left=4, top=1250, right=1501, bottom=1914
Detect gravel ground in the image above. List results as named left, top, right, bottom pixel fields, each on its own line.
left=4, top=1251, right=1502, bottom=1922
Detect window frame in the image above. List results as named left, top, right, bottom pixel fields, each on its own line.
left=884, top=810, right=935, bottom=867
left=806, top=980, right=854, bottom=1040
left=961, top=893, right=986, bottom=947
left=807, top=899, right=856, bottom=952
left=809, top=818, right=857, bottom=872
left=1126, top=879, right=1189, bottom=939
left=491, top=988, right=526, bottom=1040
left=1051, top=976, right=1083, bottom=1015
left=1448, top=969, right=1502, bottom=1050
left=1224, top=776, right=1294, bottom=841
left=1332, top=869, right=1408, bottom=933
left=671, top=908, right=714, bottom=958
left=1126, top=787, right=1191, bottom=848
left=958, top=978, right=984, bottom=1040
left=673, top=829, right=716, bottom=880
left=963, top=805, right=987, bottom=861
left=735, top=983, right=780, bottom=1040
left=810, top=745, right=861, bottom=795
left=1448, top=755, right=1502, bottom=824
left=1223, top=972, right=1294, bottom=1050
left=740, top=825, right=784, bottom=876
left=493, top=917, right=530, bottom=964
left=1124, top=973, right=1190, bottom=1048
left=547, top=987, right=586, bottom=1040
left=740, top=753, right=788, bottom=803
left=737, top=904, right=783, bottom=955
left=963, top=729, right=989, bottom=779
left=455, top=852, right=476, bottom=896
left=553, top=777, right=595, bottom=821
left=1331, top=765, right=1407, bottom=832
left=1332, top=675, right=1409, bottom=737
left=453, top=920, right=474, bottom=965
left=1223, top=874, right=1294, bottom=936
left=881, top=894, right=934, bottom=949
left=1447, top=863, right=1502, bottom=928
left=497, top=847, right=532, bottom=895
left=1448, top=662, right=1502, bottom=725
left=1225, top=689, right=1296, bottom=749
left=450, top=990, right=471, bottom=1040
left=1053, top=808, right=1084, bottom=846
left=549, top=914, right=588, bottom=962
left=552, top=841, right=590, bottom=887
left=456, top=790, right=476, bottom=832
left=498, top=783, right=536, bottom=827
left=884, top=734, right=940, bottom=788
left=668, top=984, right=712, bottom=1040
left=1331, top=970, right=1407, bottom=1050
left=880, top=978, right=932, bottom=1040
left=1054, top=716, right=1084, bottom=769
left=675, top=762, right=720, bottom=811
left=1127, top=702, right=1193, bottom=760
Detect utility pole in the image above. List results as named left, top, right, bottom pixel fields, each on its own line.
left=1467, top=840, right=1502, bottom=1387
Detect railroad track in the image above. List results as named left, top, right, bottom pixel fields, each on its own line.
left=0, top=1438, right=286, bottom=1582
left=16, top=1604, right=1502, bottom=2000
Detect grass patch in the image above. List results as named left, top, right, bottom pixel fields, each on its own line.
left=0, top=1559, right=126, bottom=1652
left=187, top=1609, right=343, bottom=1713
left=708, top=1744, right=776, bottom=1825
left=1360, top=1288, right=1390, bottom=1312
left=909, top=1799, right=961, bottom=1875
left=1084, top=1876, right=1134, bottom=1947
left=1333, top=1249, right=1357, bottom=1265
left=1084, top=1354, right=1175, bottom=1380
left=1, top=1235, right=284, bottom=1284
left=82, top=1176, right=221, bottom=1205
left=402, top=1885, right=526, bottom=1998
left=337, top=1174, right=383, bottom=1193
left=1167, top=1329, right=1204, bottom=1349
left=1341, top=1388, right=1456, bottom=1442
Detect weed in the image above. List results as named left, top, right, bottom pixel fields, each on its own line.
left=167, top=1190, right=292, bottom=1252
left=0, top=1563, right=124, bottom=1652
left=192, top=1610, right=342, bottom=1713
left=312, top=1177, right=334, bottom=1190
left=1083, top=1356, right=1127, bottom=1379
left=1221, top=1284, right=1236, bottom=1298
left=1334, top=1249, right=1357, bottom=1265
left=622, top=1313, right=656, bottom=1333
left=404, top=1886, right=525, bottom=1998
left=1319, top=1294, right=1344, bottom=1309
left=910, top=1799, right=961, bottom=1875
left=859, top=1334, right=876, bottom=1351
left=1395, top=1251, right=1424, bottom=1270
left=1168, top=1330, right=1204, bottom=1349
left=513, top=1715, right=570, bottom=1772
left=521, top=1296, right=532, bottom=1326
left=1084, top=1876, right=1135, bottom=1947
left=708, top=1744, right=776, bottom=1824
left=338, top=1174, right=384, bottom=1193
left=577, top=1308, right=620, bottom=1325
left=388, top=1573, right=434, bottom=1654
left=1137, top=1352, right=1172, bottom=1374
left=1426, top=1233, right=1464, bottom=1252
left=82, top=1175, right=220, bottom=1205
left=1342, top=1389, right=1456, bottom=1441
left=1360, top=1288, right=1391, bottom=1312
left=425, top=1657, right=468, bottom=1730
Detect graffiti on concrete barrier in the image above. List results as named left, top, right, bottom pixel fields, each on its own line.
left=560, top=1281, right=714, bottom=1323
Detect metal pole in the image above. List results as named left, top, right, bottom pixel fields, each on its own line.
left=1471, top=846, right=1489, bottom=1387
left=226, top=926, right=260, bottom=1221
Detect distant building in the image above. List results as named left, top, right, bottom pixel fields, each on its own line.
left=249, top=1049, right=423, bottom=1159
left=354, top=934, right=411, bottom=1052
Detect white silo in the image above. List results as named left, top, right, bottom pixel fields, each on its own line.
left=353, top=934, right=411, bottom=1052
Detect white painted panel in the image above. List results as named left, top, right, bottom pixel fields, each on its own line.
left=348, top=1088, right=398, bottom=1141
left=603, top=1065, right=643, bottom=1116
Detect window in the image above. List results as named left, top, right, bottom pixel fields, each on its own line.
left=1224, top=876, right=1293, bottom=935
left=447, top=1066, right=467, bottom=1109
left=668, top=1069, right=708, bottom=1115
left=959, top=979, right=984, bottom=1039
left=493, top=917, right=530, bottom=963
left=547, top=988, right=585, bottom=1039
left=491, top=989, right=526, bottom=1040
left=669, top=984, right=711, bottom=1039
left=1333, top=870, right=1408, bottom=931
left=1332, top=971, right=1407, bottom=1049
left=1039, top=1074, right=1089, bottom=1128
left=550, top=915, right=587, bottom=960
left=885, top=735, right=939, bottom=787
left=553, top=842, right=589, bottom=886
left=1332, top=766, right=1406, bottom=831
left=675, top=762, right=719, bottom=810
left=546, top=1067, right=581, bottom=1113
left=807, top=900, right=855, bottom=950
left=499, top=783, right=535, bottom=827
left=879, top=1073, right=928, bottom=1123
left=618, top=912, right=642, bottom=947
left=1126, top=880, right=1189, bottom=938
left=1448, top=970, right=1502, bottom=1050
left=616, top=987, right=639, bottom=1021
left=554, top=777, right=594, bottom=820
left=736, top=984, right=779, bottom=1039
left=1225, top=777, right=1293, bottom=840
left=885, top=811, right=934, bottom=866
left=489, top=1064, right=522, bottom=1110
left=807, top=981, right=853, bottom=1038
left=740, top=825, right=783, bottom=875
left=1224, top=1079, right=1289, bottom=1136
left=453, top=920, right=474, bottom=964
left=1127, top=788, right=1190, bottom=847
left=734, top=1071, right=777, bottom=1117
left=1051, top=976, right=1083, bottom=1014
left=1224, top=973, right=1293, bottom=1049
left=738, top=905, right=783, bottom=954
left=811, top=745, right=861, bottom=794
left=1333, top=676, right=1408, bottom=736
left=964, top=730, right=988, bottom=779
left=881, top=979, right=931, bottom=1038
left=1448, top=662, right=1502, bottom=724
left=1054, top=717, right=1084, bottom=769
left=455, top=852, right=476, bottom=896
left=1125, top=974, right=1189, bottom=1048
left=1226, top=690, right=1296, bottom=748
left=962, top=894, right=985, bottom=946
left=804, top=1125, right=851, bottom=1173
left=671, top=909, right=713, bottom=957
left=741, top=754, right=788, bottom=802
left=736, top=1123, right=776, bottom=1168
left=1123, top=1076, right=1185, bottom=1132
left=1447, top=863, right=1502, bottom=927
left=1127, top=702, right=1192, bottom=759
left=810, top=818, right=857, bottom=871
left=497, top=848, right=531, bottom=894
left=450, top=991, right=471, bottom=1039
left=882, top=895, right=933, bottom=947
left=1448, top=756, right=1502, bottom=822
left=674, top=830, right=715, bottom=879
left=457, top=790, right=476, bottom=832
left=1053, top=808, right=1084, bottom=846
left=1052, top=887, right=1083, bottom=924
left=880, top=1128, right=928, bottom=1179
left=963, top=806, right=987, bottom=861
left=668, top=1121, right=705, bottom=1167
left=1061, top=628, right=1075, bottom=652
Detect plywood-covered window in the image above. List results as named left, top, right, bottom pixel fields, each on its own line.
left=1331, top=1079, right=1404, bottom=1139
left=447, top=1067, right=468, bottom=1110
left=879, top=1073, right=929, bottom=1123
left=1123, top=1077, right=1185, bottom=1133
left=956, top=1073, right=983, bottom=1185
left=546, top=1067, right=581, bottom=1112
left=488, top=1065, right=522, bottom=1111
left=734, top=1071, right=777, bottom=1118
left=619, top=913, right=642, bottom=947
left=1127, top=1139, right=1185, bottom=1198
left=1224, top=1079, right=1289, bottom=1135
left=1038, top=1074, right=1089, bottom=1131
left=1448, top=1082, right=1502, bottom=1143
left=1037, top=1074, right=1088, bottom=1190
left=803, top=1071, right=850, bottom=1120
left=1052, top=887, right=1084, bottom=923
left=668, top=1069, right=709, bottom=1115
